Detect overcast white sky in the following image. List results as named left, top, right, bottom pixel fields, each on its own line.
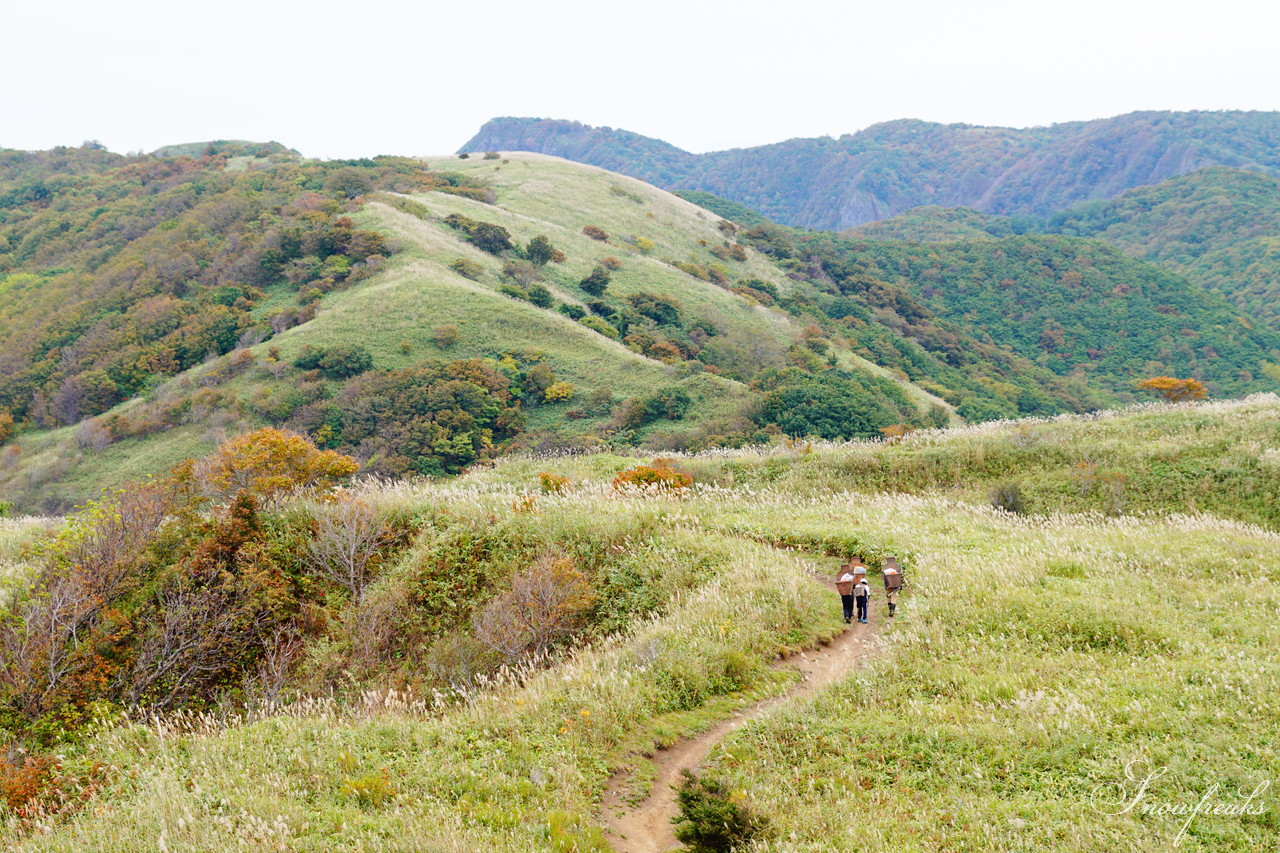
left=7, top=0, right=1279, bottom=159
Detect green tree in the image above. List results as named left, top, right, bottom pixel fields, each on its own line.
left=324, top=168, right=373, bottom=199
left=580, top=267, right=610, bottom=296
left=468, top=222, right=513, bottom=254
left=526, top=235, right=557, bottom=266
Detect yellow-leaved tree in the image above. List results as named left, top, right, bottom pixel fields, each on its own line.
left=194, top=427, right=359, bottom=502
left=1136, top=376, right=1208, bottom=403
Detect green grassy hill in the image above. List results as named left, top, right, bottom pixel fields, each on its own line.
left=0, top=150, right=968, bottom=512
left=2, top=396, right=1277, bottom=850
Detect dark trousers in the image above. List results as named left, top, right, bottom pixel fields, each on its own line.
left=856, top=596, right=868, bottom=621
left=841, top=594, right=854, bottom=621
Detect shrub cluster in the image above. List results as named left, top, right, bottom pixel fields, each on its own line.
left=612, top=463, right=692, bottom=492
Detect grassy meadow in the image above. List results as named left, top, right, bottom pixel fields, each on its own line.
left=3, top=396, right=1277, bottom=850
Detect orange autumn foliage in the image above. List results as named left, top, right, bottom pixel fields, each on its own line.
left=194, top=427, right=359, bottom=502
left=1136, top=376, right=1208, bottom=403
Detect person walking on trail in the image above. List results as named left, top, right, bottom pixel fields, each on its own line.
left=836, top=568, right=857, bottom=624
left=882, top=559, right=902, bottom=617
left=854, top=576, right=871, bottom=623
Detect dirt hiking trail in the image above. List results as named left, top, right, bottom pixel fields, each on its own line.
left=601, top=573, right=885, bottom=852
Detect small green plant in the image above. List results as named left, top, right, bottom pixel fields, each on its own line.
left=1046, top=558, right=1087, bottom=579
left=673, top=769, right=772, bottom=852
left=545, top=809, right=611, bottom=851
left=483, top=151, right=501, bottom=160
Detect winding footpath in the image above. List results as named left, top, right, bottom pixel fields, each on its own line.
left=601, top=573, right=885, bottom=852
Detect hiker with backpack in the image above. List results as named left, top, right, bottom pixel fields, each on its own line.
left=853, top=575, right=870, bottom=623
left=882, top=557, right=903, bottom=617
left=836, top=567, right=857, bottom=623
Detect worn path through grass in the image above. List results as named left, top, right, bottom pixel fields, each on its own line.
left=602, top=567, right=887, bottom=852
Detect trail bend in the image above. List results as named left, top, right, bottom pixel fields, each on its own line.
left=601, top=572, right=885, bottom=853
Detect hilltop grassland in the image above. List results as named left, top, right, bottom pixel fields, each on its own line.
left=301, top=154, right=787, bottom=425
left=480, top=393, right=1280, bottom=530
left=3, top=397, right=1278, bottom=851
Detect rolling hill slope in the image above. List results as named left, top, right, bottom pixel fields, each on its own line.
left=0, top=150, right=974, bottom=512
left=5, top=148, right=1278, bottom=514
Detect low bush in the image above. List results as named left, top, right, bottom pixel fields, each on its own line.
left=293, top=344, right=374, bottom=379
left=990, top=481, right=1027, bottom=514
left=433, top=324, right=460, bottom=348
left=580, top=267, right=610, bottom=296
left=527, top=284, right=554, bottom=308
left=449, top=258, right=484, bottom=280
left=538, top=471, right=571, bottom=494
left=579, top=316, right=620, bottom=339
left=543, top=382, right=574, bottom=402
left=673, top=769, right=772, bottom=852
left=612, top=464, right=692, bottom=492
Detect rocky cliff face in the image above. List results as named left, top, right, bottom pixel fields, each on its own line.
left=461, top=111, right=1280, bottom=229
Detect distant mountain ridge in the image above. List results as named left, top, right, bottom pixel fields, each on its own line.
left=462, top=112, right=1280, bottom=229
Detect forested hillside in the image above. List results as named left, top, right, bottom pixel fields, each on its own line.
left=1048, top=167, right=1280, bottom=327
left=462, top=111, right=1280, bottom=229
left=0, top=144, right=421, bottom=430
left=843, top=166, right=1280, bottom=337
left=741, top=224, right=1280, bottom=408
